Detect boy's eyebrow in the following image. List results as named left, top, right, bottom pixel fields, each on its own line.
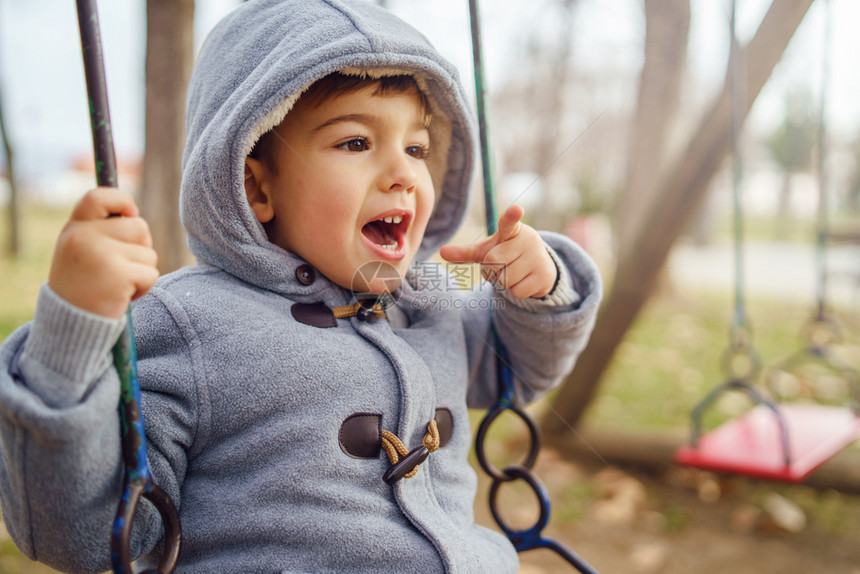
left=311, top=113, right=429, bottom=134
left=311, top=113, right=377, bottom=134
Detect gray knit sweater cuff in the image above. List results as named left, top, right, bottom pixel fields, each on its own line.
left=20, top=283, right=125, bottom=403
left=500, top=245, right=580, bottom=312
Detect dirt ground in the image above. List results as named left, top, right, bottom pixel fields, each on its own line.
left=473, top=447, right=860, bottom=574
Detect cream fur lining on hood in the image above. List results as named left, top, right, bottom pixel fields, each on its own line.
left=242, top=68, right=452, bottom=200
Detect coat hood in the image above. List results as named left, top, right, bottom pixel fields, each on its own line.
left=180, top=0, right=477, bottom=295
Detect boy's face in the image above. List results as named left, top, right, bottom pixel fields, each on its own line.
left=245, top=84, right=435, bottom=294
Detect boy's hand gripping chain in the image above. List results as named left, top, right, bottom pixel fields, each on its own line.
left=76, top=1, right=181, bottom=571
left=468, top=2, right=597, bottom=572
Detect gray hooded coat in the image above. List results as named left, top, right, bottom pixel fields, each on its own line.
left=0, top=0, right=602, bottom=572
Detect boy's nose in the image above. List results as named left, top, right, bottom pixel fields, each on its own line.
left=381, top=150, right=418, bottom=193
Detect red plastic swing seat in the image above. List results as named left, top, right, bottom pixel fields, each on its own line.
left=674, top=403, right=860, bottom=482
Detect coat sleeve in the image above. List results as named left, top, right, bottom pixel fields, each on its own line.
left=462, top=231, right=603, bottom=409
left=0, top=284, right=199, bottom=573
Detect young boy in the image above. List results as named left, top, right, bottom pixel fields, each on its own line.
left=0, top=1, right=601, bottom=572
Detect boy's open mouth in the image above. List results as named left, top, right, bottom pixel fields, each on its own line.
left=361, top=211, right=411, bottom=252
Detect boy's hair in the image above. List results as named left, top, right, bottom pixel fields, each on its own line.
left=249, top=72, right=432, bottom=167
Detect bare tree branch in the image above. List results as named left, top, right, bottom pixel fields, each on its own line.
left=545, top=0, right=816, bottom=433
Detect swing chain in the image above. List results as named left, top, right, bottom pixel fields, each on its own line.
left=467, top=0, right=597, bottom=570
left=801, top=314, right=842, bottom=353
left=109, top=321, right=182, bottom=573
left=475, top=343, right=599, bottom=574
left=75, top=1, right=181, bottom=571
left=721, top=323, right=761, bottom=382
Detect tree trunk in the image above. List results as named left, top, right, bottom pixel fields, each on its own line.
left=141, top=0, right=194, bottom=274
left=775, top=170, right=793, bottom=239
left=545, top=0, right=816, bottom=434
left=616, top=0, right=690, bottom=263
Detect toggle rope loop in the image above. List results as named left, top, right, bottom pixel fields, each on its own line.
left=382, top=420, right=440, bottom=484
left=332, top=301, right=386, bottom=321
left=468, top=1, right=598, bottom=572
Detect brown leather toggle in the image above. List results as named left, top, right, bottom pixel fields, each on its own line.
left=381, top=421, right=437, bottom=484
left=291, top=301, right=386, bottom=328
left=291, top=302, right=337, bottom=328
left=337, top=408, right=455, bottom=474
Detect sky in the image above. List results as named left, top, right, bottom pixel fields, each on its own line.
left=0, top=0, right=858, bottom=184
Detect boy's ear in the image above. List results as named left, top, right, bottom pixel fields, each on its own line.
left=244, top=157, right=275, bottom=224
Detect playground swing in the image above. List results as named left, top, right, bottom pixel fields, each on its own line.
left=760, top=0, right=860, bottom=475
left=674, top=0, right=860, bottom=484
left=74, top=1, right=598, bottom=572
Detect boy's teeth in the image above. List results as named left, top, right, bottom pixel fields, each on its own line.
left=382, top=215, right=403, bottom=224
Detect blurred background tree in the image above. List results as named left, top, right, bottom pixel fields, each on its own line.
left=616, top=0, right=690, bottom=265
left=765, top=88, right=816, bottom=237
left=141, top=0, right=194, bottom=274
left=0, top=5, right=18, bottom=259
left=545, top=0, right=817, bottom=432
left=847, top=133, right=860, bottom=213
left=0, top=76, right=18, bottom=258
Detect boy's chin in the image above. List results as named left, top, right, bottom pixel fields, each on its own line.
left=348, top=260, right=405, bottom=295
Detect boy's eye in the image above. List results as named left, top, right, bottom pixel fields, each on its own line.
left=339, top=138, right=368, bottom=152
left=406, top=144, right=430, bottom=160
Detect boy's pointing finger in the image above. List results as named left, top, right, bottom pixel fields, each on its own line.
left=439, top=205, right=526, bottom=264
left=439, top=243, right=482, bottom=264
left=493, top=204, right=524, bottom=243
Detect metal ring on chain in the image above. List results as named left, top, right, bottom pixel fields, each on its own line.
left=488, top=464, right=550, bottom=540
left=488, top=464, right=600, bottom=574
left=719, top=343, right=762, bottom=382
left=111, top=479, right=182, bottom=574
left=802, top=316, right=842, bottom=351
left=475, top=403, right=541, bottom=482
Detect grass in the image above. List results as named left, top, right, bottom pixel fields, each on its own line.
left=0, top=203, right=71, bottom=342
left=712, top=211, right=860, bottom=245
